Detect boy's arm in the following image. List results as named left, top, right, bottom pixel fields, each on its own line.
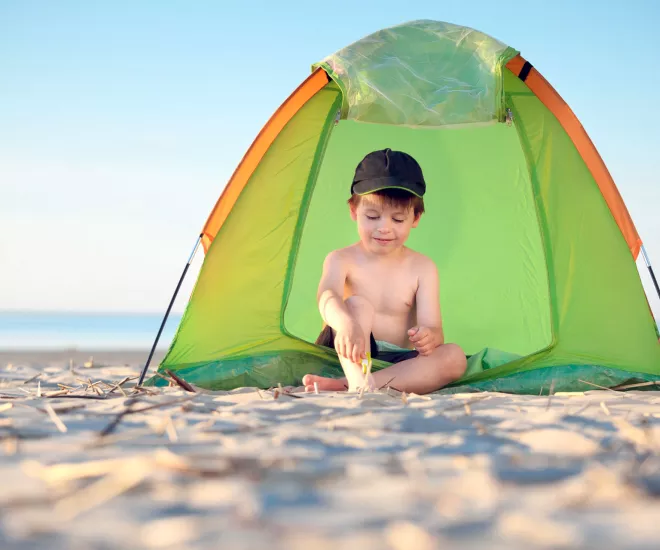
left=317, top=251, right=351, bottom=329
left=408, top=258, right=444, bottom=355
left=318, top=251, right=365, bottom=362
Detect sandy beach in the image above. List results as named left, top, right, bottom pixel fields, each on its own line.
left=1, top=350, right=660, bottom=549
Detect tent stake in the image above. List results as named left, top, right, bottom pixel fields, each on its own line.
left=137, top=234, right=203, bottom=386
left=641, top=245, right=660, bottom=301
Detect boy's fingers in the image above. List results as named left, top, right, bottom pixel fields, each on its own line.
left=416, top=335, right=431, bottom=346
left=354, top=344, right=361, bottom=364
left=415, top=342, right=428, bottom=353
left=410, top=327, right=429, bottom=342
left=410, top=333, right=429, bottom=346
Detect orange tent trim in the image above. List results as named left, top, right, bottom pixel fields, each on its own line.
left=200, top=69, right=330, bottom=252
left=506, top=55, right=642, bottom=259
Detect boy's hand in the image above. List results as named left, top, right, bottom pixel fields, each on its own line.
left=335, top=322, right=366, bottom=364
left=408, top=326, right=440, bottom=356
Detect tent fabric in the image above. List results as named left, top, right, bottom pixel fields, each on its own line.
left=200, top=69, right=330, bottom=253
left=506, top=55, right=642, bottom=259
left=152, top=20, right=659, bottom=393
left=161, top=84, right=342, bottom=368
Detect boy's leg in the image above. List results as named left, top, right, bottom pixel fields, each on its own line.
left=305, top=339, right=467, bottom=395
left=339, top=295, right=376, bottom=391
left=304, top=295, right=375, bottom=392
left=367, top=344, right=467, bottom=394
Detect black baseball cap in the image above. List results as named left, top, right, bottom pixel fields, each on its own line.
left=351, top=149, right=426, bottom=198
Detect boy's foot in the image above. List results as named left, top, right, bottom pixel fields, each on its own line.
left=302, top=374, right=347, bottom=393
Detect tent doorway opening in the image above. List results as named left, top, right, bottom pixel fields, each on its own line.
left=284, top=117, right=553, bottom=358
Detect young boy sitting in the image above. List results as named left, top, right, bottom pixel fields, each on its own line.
left=302, top=149, right=467, bottom=394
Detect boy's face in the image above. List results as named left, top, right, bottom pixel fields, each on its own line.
left=349, top=195, right=420, bottom=254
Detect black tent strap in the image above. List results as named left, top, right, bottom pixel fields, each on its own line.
left=518, top=61, right=533, bottom=82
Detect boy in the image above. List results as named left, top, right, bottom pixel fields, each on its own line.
left=302, top=149, right=467, bottom=394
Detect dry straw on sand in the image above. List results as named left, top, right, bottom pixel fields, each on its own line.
left=0, top=353, right=659, bottom=549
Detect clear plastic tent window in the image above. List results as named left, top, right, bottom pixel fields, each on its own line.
left=314, top=20, right=518, bottom=128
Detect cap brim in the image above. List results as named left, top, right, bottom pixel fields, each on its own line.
left=352, top=176, right=425, bottom=198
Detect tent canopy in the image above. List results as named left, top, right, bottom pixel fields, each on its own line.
left=153, top=20, right=659, bottom=393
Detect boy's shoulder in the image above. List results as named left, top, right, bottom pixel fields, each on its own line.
left=403, top=247, right=438, bottom=272
left=324, top=244, right=360, bottom=263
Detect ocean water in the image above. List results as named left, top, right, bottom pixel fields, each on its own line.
left=0, top=311, right=183, bottom=350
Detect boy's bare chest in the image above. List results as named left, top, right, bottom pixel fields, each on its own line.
left=344, top=265, right=417, bottom=314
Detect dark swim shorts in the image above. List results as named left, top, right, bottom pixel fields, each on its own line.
left=315, top=325, right=419, bottom=364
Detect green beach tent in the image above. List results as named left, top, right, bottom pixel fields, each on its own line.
left=146, top=20, right=660, bottom=393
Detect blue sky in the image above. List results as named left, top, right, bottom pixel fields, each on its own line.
left=2, top=0, right=659, bottom=316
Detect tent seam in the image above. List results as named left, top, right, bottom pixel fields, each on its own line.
left=279, top=90, right=344, bottom=340
left=507, top=90, right=558, bottom=356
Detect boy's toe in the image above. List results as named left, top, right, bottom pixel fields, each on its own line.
left=301, top=374, right=346, bottom=392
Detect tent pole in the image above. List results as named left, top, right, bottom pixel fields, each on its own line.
left=137, top=234, right=203, bottom=386
left=641, top=245, right=660, bottom=301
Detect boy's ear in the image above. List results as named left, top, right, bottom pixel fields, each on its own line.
left=349, top=203, right=358, bottom=221
left=411, top=212, right=421, bottom=228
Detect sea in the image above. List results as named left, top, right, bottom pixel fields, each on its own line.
left=0, top=311, right=183, bottom=350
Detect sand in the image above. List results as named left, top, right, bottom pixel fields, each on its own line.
left=1, top=350, right=660, bottom=549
